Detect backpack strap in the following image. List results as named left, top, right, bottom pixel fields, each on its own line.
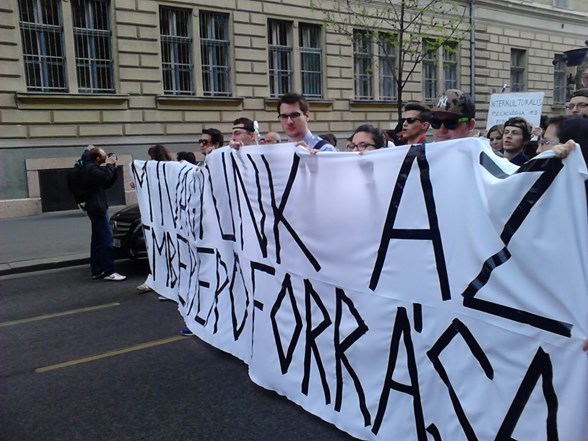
left=313, top=139, right=327, bottom=151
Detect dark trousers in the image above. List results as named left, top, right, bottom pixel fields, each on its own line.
left=87, top=210, right=114, bottom=277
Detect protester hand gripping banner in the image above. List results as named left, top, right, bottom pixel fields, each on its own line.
left=132, top=139, right=588, bottom=441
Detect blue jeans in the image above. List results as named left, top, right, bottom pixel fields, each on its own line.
left=87, top=209, right=115, bottom=277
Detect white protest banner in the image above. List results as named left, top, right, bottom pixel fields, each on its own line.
left=486, top=91, right=544, bottom=129
left=132, top=139, right=588, bottom=441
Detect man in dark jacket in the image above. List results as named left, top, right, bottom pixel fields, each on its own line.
left=81, top=147, right=126, bottom=281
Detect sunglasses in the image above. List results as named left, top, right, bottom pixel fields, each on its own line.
left=198, top=139, right=210, bottom=145
left=400, top=117, right=422, bottom=125
left=430, top=116, right=470, bottom=130
left=278, top=111, right=303, bottom=120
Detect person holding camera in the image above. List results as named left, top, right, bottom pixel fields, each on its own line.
left=81, top=146, right=126, bottom=281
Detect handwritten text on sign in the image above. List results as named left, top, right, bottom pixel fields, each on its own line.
left=486, top=91, right=544, bottom=129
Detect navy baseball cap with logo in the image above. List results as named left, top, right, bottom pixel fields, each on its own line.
left=432, top=89, right=475, bottom=119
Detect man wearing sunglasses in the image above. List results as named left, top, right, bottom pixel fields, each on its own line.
left=431, top=89, right=476, bottom=142
left=199, top=128, right=224, bottom=155
left=277, top=92, right=336, bottom=152
left=401, top=102, right=432, bottom=145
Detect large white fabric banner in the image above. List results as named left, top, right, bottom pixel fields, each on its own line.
left=132, top=138, right=588, bottom=441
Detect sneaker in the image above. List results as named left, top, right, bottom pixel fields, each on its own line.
left=137, top=282, right=152, bottom=292
left=103, top=272, right=126, bottom=281
left=181, top=327, right=194, bottom=336
left=92, top=272, right=106, bottom=280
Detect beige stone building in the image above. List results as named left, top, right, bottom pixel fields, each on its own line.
left=0, top=0, right=586, bottom=217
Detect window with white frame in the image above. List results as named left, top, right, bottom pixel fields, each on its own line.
left=379, top=33, right=397, bottom=101
left=422, top=39, right=439, bottom=100
left=553, top=53, right=567, bottom=105
left=200, top=12, right=231, bottom=97
left=299, top=24, right=322, bottom=98
left=443, top=42, right=458, bottom=91
left=353, top=30, right=373, bottom=100
left=268, top=20, right=293, bottom=98
left=510, top=49, right=526, bottom=92
left=160, top=6, right=193, bottom=95
left=71, top=0, right=114, bottom=93
left=18, top=0, right=67, bottom=92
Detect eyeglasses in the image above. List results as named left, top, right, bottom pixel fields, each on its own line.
left=278, top=111, right=303, bottom=121
left=489, top=137, right=502, bottom=142
left=400, top=117, right=422, bottom=125
left=198, top=139, right=210, bottom=145
left=539, top=139, right=558, bottom=147
left=566, top=102, right=588, bottom=110
left=430, top=116, right=470, bottom=130
left=347, top=142, right=377, bottom=151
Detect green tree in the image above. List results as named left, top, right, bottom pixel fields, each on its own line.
left=313, top=0, right=471, bottom=121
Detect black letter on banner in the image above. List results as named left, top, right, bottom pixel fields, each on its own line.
left=131, top=161, right=154, bottom=223
left=210, top=249, right=231, bottom=334
left=145, top=226, right=177, bottom=288
left=426, top=319, right=494, bottom=441
left=175, top=233, right=191, bottom=307
left=261, top=154, right=321, bottom=271
left=495, top=347, right=559, bottom=441
left=369, top=144, right=450, bottom=301
left=230, top=154, right=268, bottom=257
left=250, top=261, right=276, bottom=317
left=228, top=252, right=250, bottom=341
left=189, top=247, right=214, bottom=323
left=334, top=288, right=370, bottom=426
left=372, top=307, right=426, bottom=438
left=301, top=279, right=332, bottom=404
left=207, top=153, right=236, bottom=241
left=463, top=156, right=573, bottom=337
left=270, top=273, right=303, bottom=374
left=157, top=162, right=177, bottom=229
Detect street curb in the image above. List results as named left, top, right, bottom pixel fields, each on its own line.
left=0, top=255, right=89, bottom=277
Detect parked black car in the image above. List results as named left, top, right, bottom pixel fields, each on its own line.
left=110, top=204, right=147, bottom=259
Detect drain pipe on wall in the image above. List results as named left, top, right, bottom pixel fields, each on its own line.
left=470, top=0, right=476, bottom=100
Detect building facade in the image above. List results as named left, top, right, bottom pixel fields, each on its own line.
left=0, top=0, right=586, bottom=217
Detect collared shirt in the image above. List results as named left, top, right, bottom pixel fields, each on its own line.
left=303, top=131, right=336, bottom=152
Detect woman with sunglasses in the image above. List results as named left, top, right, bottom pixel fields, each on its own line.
left=347, top=124, right=387, bottom=152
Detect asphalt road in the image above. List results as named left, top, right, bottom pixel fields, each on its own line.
left=0, top=260, right=357, bottom=441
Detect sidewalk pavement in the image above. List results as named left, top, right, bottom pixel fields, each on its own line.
left=0, top=206, right=125, bottom=277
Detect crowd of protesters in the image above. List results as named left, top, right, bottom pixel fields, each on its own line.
left=76, top=87, right=588, bottom=351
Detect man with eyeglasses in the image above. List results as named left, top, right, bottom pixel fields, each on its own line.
left=431, top=89, right=476, bottom=142
left=199, top=128, right=224, bottom=155
left=277, top=92, right=336, bottom=152
left=401, top=102, right=432, bottom=145
left=567, top=88, right=588, bottom=117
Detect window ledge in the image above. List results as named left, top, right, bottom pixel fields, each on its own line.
left=350, top=100, right=399, bottom=110
left=156, top=95, right=243, bottom=110
left=16, top=92, right=129, bottom=110
left=264, top=97, right=334, bottom=112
